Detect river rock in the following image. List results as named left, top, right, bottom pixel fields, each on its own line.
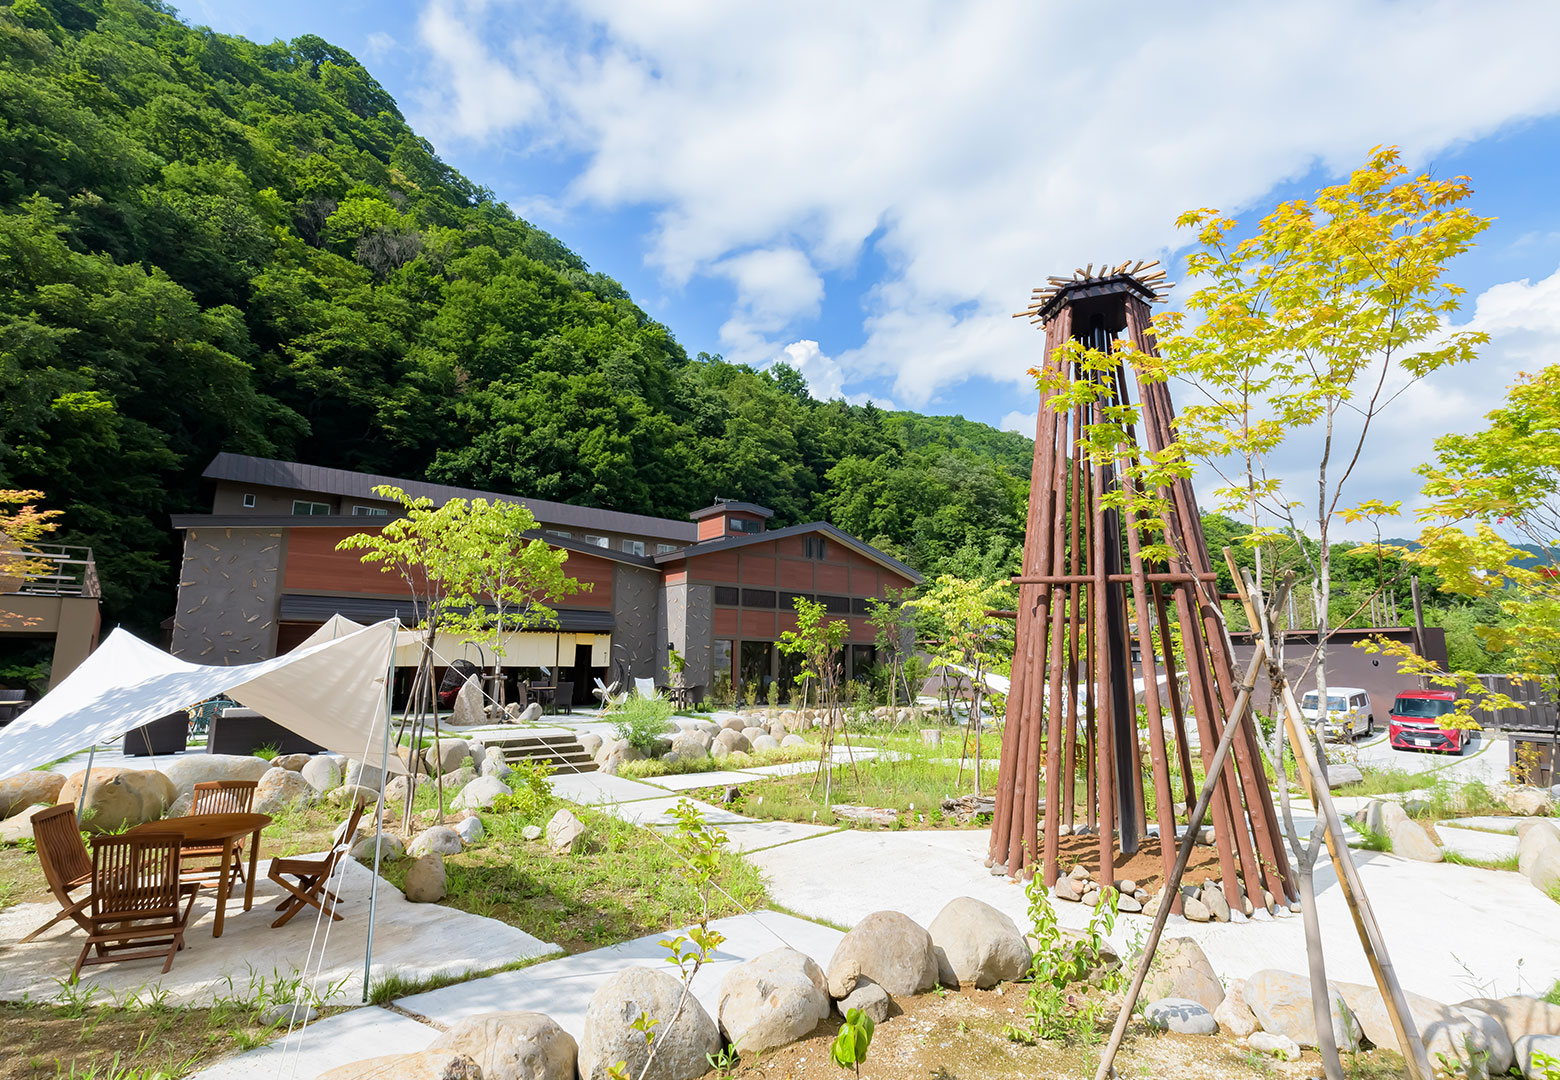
left=346, top=760, right=386, bottom=791
left=351, top=833, right=405, bottom=863
left=1215, top=979, right=1259, bottom=1036
left=1, top=804, right=51, bottom=845
left=1515, top=1034, right=1560, bottom=1079
left=1200, top=883, right=1231, bottom=922
left=928, top=897, right=1031, bottom=989
left=578, top=733, right=603, bottom=757
left=455, top=816, right=484, bottom=844
left=404, top=854, right=447, bottom=903
left=545, top=808, right=587, bottom=854
left=1244, top=969, right=1359, bottom=1050
left=669, top=730, right=712, bottom=759
left=1248, top=1031, right=1302, bottom=1060
left=58, top=767, right=175, bottom=832
left=578, top=966, right=720, bottom=1080
left=750, top=734, right=782, bottom=753
left=0, top=770, right=65, bottom=817
left=741, top=726, right=769, bottom=745
left=1508, top=787, right=1555, bottom=817
left=318, top=1050, right=479, bottom=1079
left=1339, top=982, right=1511, bottom=1074
left=301, top=756, right=342, bottom=794
left=826, top=910, right=939, bottom=998
left=713, top=729, right=751, bottom=755
left=162, top=754, right=270, bottom=800
left=254, top=767, right=317, bottom=815
left=1327, top=763, right=1364, bottom=789
left=1458, top=995, right=1560, bottom=1041
left=428, top=1010, right=577, bottom=1080
left=1182, top=895, right=1212, bottom=922
left=1145, top=997, right=1218, bottom=1035
left=452, top=776, right=511, bottom=811
left=836, top=982, right=892, bottom=1024
left=271, top=753, right=309, bottom=772
left=409, top=825, right=464, bottom=856
left=1142, top=938, right=1224, bottom=1012
left=716, top=947, right=830, bottom=1054
left=330, top=784, right=380, bottom=808
left=781, top=734, right=808, bottom=749
left=1388, top=817, right=1443, bottom=862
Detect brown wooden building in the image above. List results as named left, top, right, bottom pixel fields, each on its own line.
left=169, top=455, right=919, bottom=701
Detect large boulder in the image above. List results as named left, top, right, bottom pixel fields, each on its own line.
left=451, top=677, right=486, bottom=728
left=1508, top=787, right=1555, bottom=817
left=404, top=854, right=447, bottom=903
left=0, top=770, right=65, bottom=818
left=1, top=804, right=51, bottom=845
left=1142, top=938, right=1224, bottom=1014
left=272, top=753, right=310, bottom=772
left=716, top=947, right=830, bottom=1054
left=1336, top=983, right=1513, bottom=1075
left=1326, top=763, right=1364, bottom=790
left=719, top=716, right=746, bottom=732
left=669, top=730, right=712, bottom=759
left=329, top=784, right=381, bottom=808
left=452, top=776, right=512, bottom=812
left=1458, top=995, right=1560, bottom=1041
left=1518, top=822, right=1560, bottom=879
left=826, top=910, right=939, bottom=998
left=750, top=734, right=782, bottom=753
left=928, top=897, right=1031, bottom=989
left=58, top=768, right=175, bottom=832
left=162, top=754, right=269, bottom=800
left=301, top=756, right=342, bottom=794
left=426, top=740, right=475, bottom=776
left=351, top=833, right=405, bottom=863
left=428, top=1011, right=576, bottom=1080
left=409, top=825, right=464, bottom=856
left=456, top=816, right=484, bottom=845
left=318, top=1049, right=480, bottom=1079
left=253, top=766, right=317, bottom=815
left=712, top=729, right=750, bottom=757
left=578, top=966, right=720, bottom=1080
left=578, top=733, right=604, bottom=758
left=1387, top=817, right=1443, bottom=862
left=1244, top=969, right=1360, bottom=1051
left=1516, top=1034, right=1560, bottom=1080
left=836, top=983, right=892, bottom=1024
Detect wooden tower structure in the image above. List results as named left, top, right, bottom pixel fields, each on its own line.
left=989, top=262, right=1296, bottom=915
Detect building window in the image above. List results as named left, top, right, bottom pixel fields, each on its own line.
left=819, top=594, right=850, bottom=615
left=352, top=505, right=389, bottom=516
left=622, top=539, right=646, bottom=556
left=804, top=535, right=827, bottom=559
left=851, top=596, right=869, bottom=616
left=785, top=593, right=814, bottom=608
left=292, top=500, right=331, bottom=516
left=242, top=493, right=256, bottom=508
left=741, top=588, right=777, bottom=609
left=545, top=529, right=572, bottom=540
left=583, top=534, right=609, bottom=548
left=714, top=586, right=740, bottom=606
left=729, top=517, right=763, bottom=534
left=656, top=543, right=679, bottom=554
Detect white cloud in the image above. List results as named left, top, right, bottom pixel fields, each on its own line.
left=712, top=248, right=824, bottom=364
left=364, top=31, right=397, bottom=59
left=1000, top=410, right=1037, bottom=437
left=773, top=340, right=896, bottom=409
left=411, top=0, right=1560, bottom=411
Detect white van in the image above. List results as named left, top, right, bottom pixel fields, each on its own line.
left=1298, top=686, right=1375, bottom=741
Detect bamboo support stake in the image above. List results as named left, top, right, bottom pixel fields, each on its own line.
left=1223, top=550, right=1433, bottom=1080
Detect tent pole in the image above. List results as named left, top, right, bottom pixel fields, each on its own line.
left=363, top=621, right=400, bottom=1004
left=74, top=744, right=97, bottom=826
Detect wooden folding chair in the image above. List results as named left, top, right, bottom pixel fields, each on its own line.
left=72, top=834, right=199, bottom=980
left=266, top=801, right=365, bottom=929
left=22, top=804, right=94, bottom=943
left=181, top=779, right=257, bottom=883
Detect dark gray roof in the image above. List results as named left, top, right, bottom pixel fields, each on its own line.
left=169, top=513, right=660, bottom=569
left=689, top=500, right=774, bottom=520
left=656, top=521, right=922, bottom=584
left=202, top=454, right=697, bottom=543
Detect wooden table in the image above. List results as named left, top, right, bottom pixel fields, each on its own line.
left=128, top=812, right=270, bottom=937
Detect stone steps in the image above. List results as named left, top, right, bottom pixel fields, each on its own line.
left=486, top=731, right=598, bottom=774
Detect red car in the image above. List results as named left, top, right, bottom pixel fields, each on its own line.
left=1387, top=689, right=1471, bottom=754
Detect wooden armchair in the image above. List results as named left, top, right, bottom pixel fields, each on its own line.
left=181, top=779, right=257, bottom=883
left=72, top=833, right=199, bottom=980
left=266, top=800, right=366, bottom=929
left=22, top=804, right=93, bottom=943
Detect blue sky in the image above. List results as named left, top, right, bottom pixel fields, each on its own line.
left=189, top=0, right=1560, bottom=537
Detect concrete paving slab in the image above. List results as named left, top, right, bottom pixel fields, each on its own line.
left=192, top=1006, right=436, bottom=1079
left=0, top=858, right=559, bottom=1006
left=610, top=797, right=753, bottom=827
left=655, top=819, right=840, bottom=852
left=1443, top=815, right=1527, bottom=834
left=551, top=771, right=668, bottom=805
left=1437, top=824, right=1520, bottom=862
left=749, top=825, right=1560, bottom=1003
left=640, top=769, right=763, bottom=791
left=398, top=910, right=844, bottom=1041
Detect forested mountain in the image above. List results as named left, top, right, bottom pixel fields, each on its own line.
left=0, top=0, right=1032, bottom=631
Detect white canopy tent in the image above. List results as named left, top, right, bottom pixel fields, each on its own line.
left=0, top=617, right=408, bottom=781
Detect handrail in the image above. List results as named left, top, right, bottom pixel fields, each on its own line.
left=0, top=544, right=100, bottom=598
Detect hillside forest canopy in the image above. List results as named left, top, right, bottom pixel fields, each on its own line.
left=0, top=0, right=1515, bottom=678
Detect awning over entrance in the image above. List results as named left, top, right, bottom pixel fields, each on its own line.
left=278, top=592, right=613, bottom=633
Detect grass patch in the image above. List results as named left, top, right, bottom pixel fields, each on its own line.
left=1442, top=849, right=1520, bottom=872
left=1343, top=818, right=1393, bottom=852
left=1333, top=767, right=1425, bottom=798
left=366, top=955, right=550, bottom=1005
left=618, top=743, right=817, bottom=779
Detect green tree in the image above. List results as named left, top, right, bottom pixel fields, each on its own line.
left=778, top=597, right=851, bottom=804
left=913, top=575, right=1015, bottom=793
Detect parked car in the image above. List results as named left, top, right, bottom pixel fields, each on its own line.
left=1298, top=685, right=1375, bottom=741
left=1388, top=689, right=1471, bottom=754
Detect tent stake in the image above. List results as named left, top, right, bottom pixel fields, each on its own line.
left=363, top=621, right=400, bottom=1003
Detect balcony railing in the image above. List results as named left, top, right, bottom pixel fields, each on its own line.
left=0, top=544, right=101, bottom=598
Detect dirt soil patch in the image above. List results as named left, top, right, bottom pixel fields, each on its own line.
left=1048, top=832, right=1224, bottom=897
left=724, top=984, right=1409, bottom=1079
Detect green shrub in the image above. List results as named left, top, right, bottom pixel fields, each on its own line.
left=493, top=757, right=555, bottom=817
left=613, top=696, right=675, bottom=756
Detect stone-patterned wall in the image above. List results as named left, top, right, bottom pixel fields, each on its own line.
left=611, top=563, right=660, bottom=680
left=683, top=584, right=713, bottom=690
left=171, top=528, right=283, bottom=664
